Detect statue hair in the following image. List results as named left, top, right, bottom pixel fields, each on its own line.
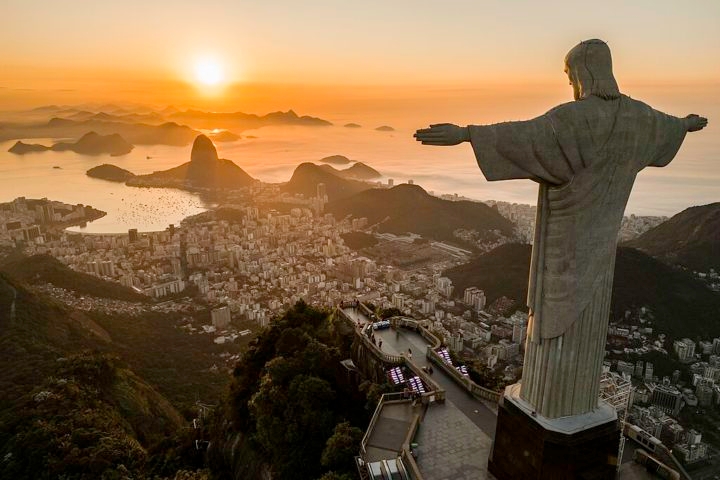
left=565, top=39, right=620, bottom=100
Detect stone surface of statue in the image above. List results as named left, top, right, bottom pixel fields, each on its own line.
left=415, top=39, right=707, bottom=419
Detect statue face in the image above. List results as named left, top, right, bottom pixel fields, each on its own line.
left=564, top=63, right=581, bottom=101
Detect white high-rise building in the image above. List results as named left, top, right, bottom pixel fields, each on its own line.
left=211, top=306, right=232, bottom=329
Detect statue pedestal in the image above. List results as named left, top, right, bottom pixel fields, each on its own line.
left=489, top=384, right=620, bottom=480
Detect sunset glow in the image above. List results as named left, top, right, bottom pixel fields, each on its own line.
left=194, top=57, right=225, bottom=87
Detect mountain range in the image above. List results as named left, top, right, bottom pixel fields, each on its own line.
left=0, top=105, right=334, bottom=146
left=168, top=108, right=332, bottom=130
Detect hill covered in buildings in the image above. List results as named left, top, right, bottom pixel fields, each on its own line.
left=0, top=253, right=148, bottom=302
left=625, top=202, right=720, bottom=272
left=445, top=243, right=720, bottom=339
left=127, top=134, right=256, bottom=190
left=327, top=184, right=515, bottom=244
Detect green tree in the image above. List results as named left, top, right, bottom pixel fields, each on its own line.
left=321, top=422, right=364, bottom=472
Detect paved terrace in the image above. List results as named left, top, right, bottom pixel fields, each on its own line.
left=343, top=305, right=660, bottom=480
left=343, top=306, right=497, bottom=479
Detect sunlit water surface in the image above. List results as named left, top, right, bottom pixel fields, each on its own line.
left=0, top=118, right=717, bottom=233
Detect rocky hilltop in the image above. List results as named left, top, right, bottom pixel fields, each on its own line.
left=127, top=134, right=255, bottom=190
left=282, top=162, right=372, bottom=201
left=318, top=160, right=382, bottom=180
left=341, top=162, right=381, bottom=180
left=327, top=183, right=515, bottom=243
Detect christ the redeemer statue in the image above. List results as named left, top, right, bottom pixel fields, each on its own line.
left=415, top=39, right=707, bottom=419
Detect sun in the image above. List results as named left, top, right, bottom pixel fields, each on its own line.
left=194, top=58, right=225, bottom=87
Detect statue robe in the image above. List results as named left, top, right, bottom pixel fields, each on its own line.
left=468, top=94, right=687, bottom=418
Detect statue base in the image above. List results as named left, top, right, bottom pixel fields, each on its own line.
left=489, top=384, right=620, bottom=480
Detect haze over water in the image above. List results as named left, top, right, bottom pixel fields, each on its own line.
left=0, top=88, right=717, bottom=234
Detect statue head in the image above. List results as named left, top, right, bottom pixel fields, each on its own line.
left=564, top=39, right=620, bottom=101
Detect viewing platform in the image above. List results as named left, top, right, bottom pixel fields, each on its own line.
left=339, top=304, right=497, bottom=479
left=339, top=303, right=667, bottom=480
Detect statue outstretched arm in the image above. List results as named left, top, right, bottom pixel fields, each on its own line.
left=415, top=116, right=575, bottom=184
left=684, top=114, right=708, bottom=132
left=414, top=123, right=470, bottom=146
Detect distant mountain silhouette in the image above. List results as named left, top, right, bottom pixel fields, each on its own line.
left=342, top=162, right=381, bottom=180
left=8, top=132, right=133, bottom=156
left=625, top=202, right=720, bottom=272
left=55, top=132, right=133, bottom=156
left=327, top=183, right=514, bottom=242
left=210, top=130, right=241, bottom=142
left=87, top=164, right=136, bottom=182
left=316, top=161, right=381, bottom=180
left=282, top=163, right=372, bottom=201
left=169, top=109, right=332, bottom=130
left=344, top=123, right=362, bottom=128
left=8, top=141, right=47, bottom=154
left=444, top=243, right=720, bottom=339
left=127, top=134, right=255, bottom=190
left=85, top=111, right=166, bottom=124
left=320, top=155, right=351, bottom=165
left=375, top=125, right=395, bottom=132
left=0, top=118, right=198, bottom=146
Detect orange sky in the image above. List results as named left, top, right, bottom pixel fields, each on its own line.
left=1, top=1, right=719, bottom=120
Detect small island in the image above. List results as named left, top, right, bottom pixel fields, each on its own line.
left=344, top=123, right=362, bottom=128
left=375, top=125, right=395, bottom=132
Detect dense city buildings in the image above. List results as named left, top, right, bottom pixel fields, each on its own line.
left=2, top=193, right=718, bottom=473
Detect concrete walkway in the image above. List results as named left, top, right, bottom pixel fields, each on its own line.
left=343, top=307, right=499, bottom=479
left=342, top=307, right=498, bottom=437
left=365, top=401, right=421, bottom=463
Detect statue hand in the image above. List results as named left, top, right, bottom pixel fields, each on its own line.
left=414, top=123, right=470, bottom=146
left=685, top=114, right=708, bottom=132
